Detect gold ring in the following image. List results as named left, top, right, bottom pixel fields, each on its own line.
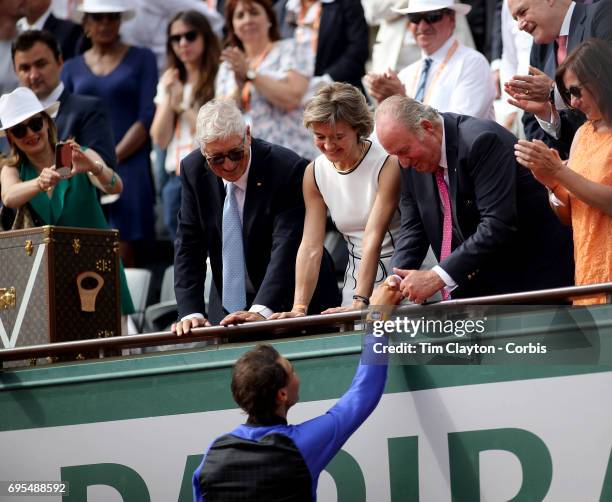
left=524, top=90, right=530, bottom=95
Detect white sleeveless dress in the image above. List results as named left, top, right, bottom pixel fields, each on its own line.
left=313, top=140, right=401, bottom=306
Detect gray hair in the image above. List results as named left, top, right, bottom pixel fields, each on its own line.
left=196, top=98, right=246, bottom=147
left=375, top=95, right=441, bottom=136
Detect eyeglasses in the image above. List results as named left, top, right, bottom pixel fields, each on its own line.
left=8, top=115, right=45, bottom=139
left=89, top=12, right=121, bottom=22
left=205, top=138, right=246, bottom=166
left=169, top=30, right=199, bottom=45
left=407, top=9, right=447, bottom=25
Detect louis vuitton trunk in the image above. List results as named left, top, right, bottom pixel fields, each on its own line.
left=0, top=226, right=120, bottom=350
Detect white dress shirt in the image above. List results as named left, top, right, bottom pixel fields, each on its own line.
left=17, top=6, right=53, bottom=31
left=40, top=82, right=64, bottom=108
left=398, top=36, right=496, bottom=120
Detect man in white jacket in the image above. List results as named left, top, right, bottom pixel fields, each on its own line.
left=364, top=0, right=495, bottom=120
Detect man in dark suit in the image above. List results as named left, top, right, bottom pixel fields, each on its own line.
left=18, top=0, right=83, bottom=59
left=172, top=99, right=339, bottom=335
left=12, top=30, right=116, bottom=168
left=276, top=0, right=369, bottom=91
left=505, top=0, right=612, bottom=158
left=375, top=95, right=574, bottom=303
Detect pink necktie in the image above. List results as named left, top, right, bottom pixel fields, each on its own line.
left=435, top=169, right=452, bottom=300
left=556, top=35, right=568, bottom=65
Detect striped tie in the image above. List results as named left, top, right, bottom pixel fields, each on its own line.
left=414, top=58, right=432, bottom=102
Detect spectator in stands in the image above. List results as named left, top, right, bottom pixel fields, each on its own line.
left=172, top=99, right=339, bottom=333
left=514, top=39, right=612, bottom=305
left=491, top=0, right=532, bottom=136
left=216, top=0, right=318, bottom=159
left=192, top=275, right=402, bottom=501
left=375, top=95, right=574, bottom=302
left=150, top=11, right=220, bottom=242
left=0, top=87, right=134, bottom=315
left=363, top=0, right=475, bottom=74
left=277, top=0, right=369, bottom=95
left=364, top=0, right=496, bottom=120
left=12, top=30, right=116, bottom=168
left=120, top=0, right=223, bottom=74
left=505, top=0, right=612, bottom=159
left=462, top=0, right=500, bottom=61
left=18, top=0, right=83, bottom=59
left=0, top=0, right=23, bottom=95
left=270, top=83, right=401, bottom=318
left=61, top=0, right=158, bottom=267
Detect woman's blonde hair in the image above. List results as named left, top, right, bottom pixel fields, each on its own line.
left=3, top=112, right=57, bottom=169
left=303, top=82, right=374, bottom=139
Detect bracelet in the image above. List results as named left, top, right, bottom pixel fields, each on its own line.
left=352, top=294, right=370, bottom=306
left=105, top=170, right=117, bottom=189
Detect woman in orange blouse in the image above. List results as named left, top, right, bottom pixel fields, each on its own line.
left=514, top=39, right=612, bottom=304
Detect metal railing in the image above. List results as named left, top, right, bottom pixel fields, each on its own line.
left=1, top=282, right=611, bottom=363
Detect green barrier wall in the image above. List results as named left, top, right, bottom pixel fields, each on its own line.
left=1, top=304, right=612, bottom=501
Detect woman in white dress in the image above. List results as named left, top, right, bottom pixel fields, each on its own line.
left=271, top=82, right=401, bottom=318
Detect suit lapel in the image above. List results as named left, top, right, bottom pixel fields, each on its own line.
left=568, top=3, right=586, bottom=52
left=443, top=114, right=459, bottom=228
left=43, top=14, right=57, bottom=31
left=243, top=145, right=266, bottom=247
left=57, top=88, right=69, bottom=116
left=214, top=175, right=225, bottom=235
left=543, top=43, right=557, bottom=78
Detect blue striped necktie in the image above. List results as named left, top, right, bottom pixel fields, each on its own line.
left=222, top=183, right=246, bottom=312
left=414, top=57, right=433, bottom=102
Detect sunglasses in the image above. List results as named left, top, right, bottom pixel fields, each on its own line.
left=169, top=30, right=199, bottom=45
left=407, top=9, right=448, bottom=25
left=565, top=85, right=583, bottom=100
left=205, top=138, right=246, bottom=166
left=8, top=115, right=45, bottom=139
left=90, top=12, right=121, bottom=22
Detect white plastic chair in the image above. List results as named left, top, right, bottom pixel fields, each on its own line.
left=125, top=268, right=153, bottom=333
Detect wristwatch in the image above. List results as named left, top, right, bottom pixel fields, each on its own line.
left=246, top=69, right=257, bottom=81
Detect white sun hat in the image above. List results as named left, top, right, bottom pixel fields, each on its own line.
left=393, top=0, right=472, bottom=16
left=0, top=87, right=59, bottom=137
left=74, top=0, right=136, bottom=23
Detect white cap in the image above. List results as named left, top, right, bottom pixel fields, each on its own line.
left=0, top=87, right=59, bottom=136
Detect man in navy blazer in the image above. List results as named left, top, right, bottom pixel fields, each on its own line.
left=506, top=0, right=612, bottom=158
left=12, top=30, right=116, bottom=168
left=375, top=95, right=574, bottom=302
left=19, top=0, right=83, bottom=60
left=172, top=99, right=339, bottom=334
left=276, top=0, right=369, bottom=91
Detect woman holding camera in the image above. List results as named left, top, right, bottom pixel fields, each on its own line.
left=0, top=87, right=134, bottom=315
